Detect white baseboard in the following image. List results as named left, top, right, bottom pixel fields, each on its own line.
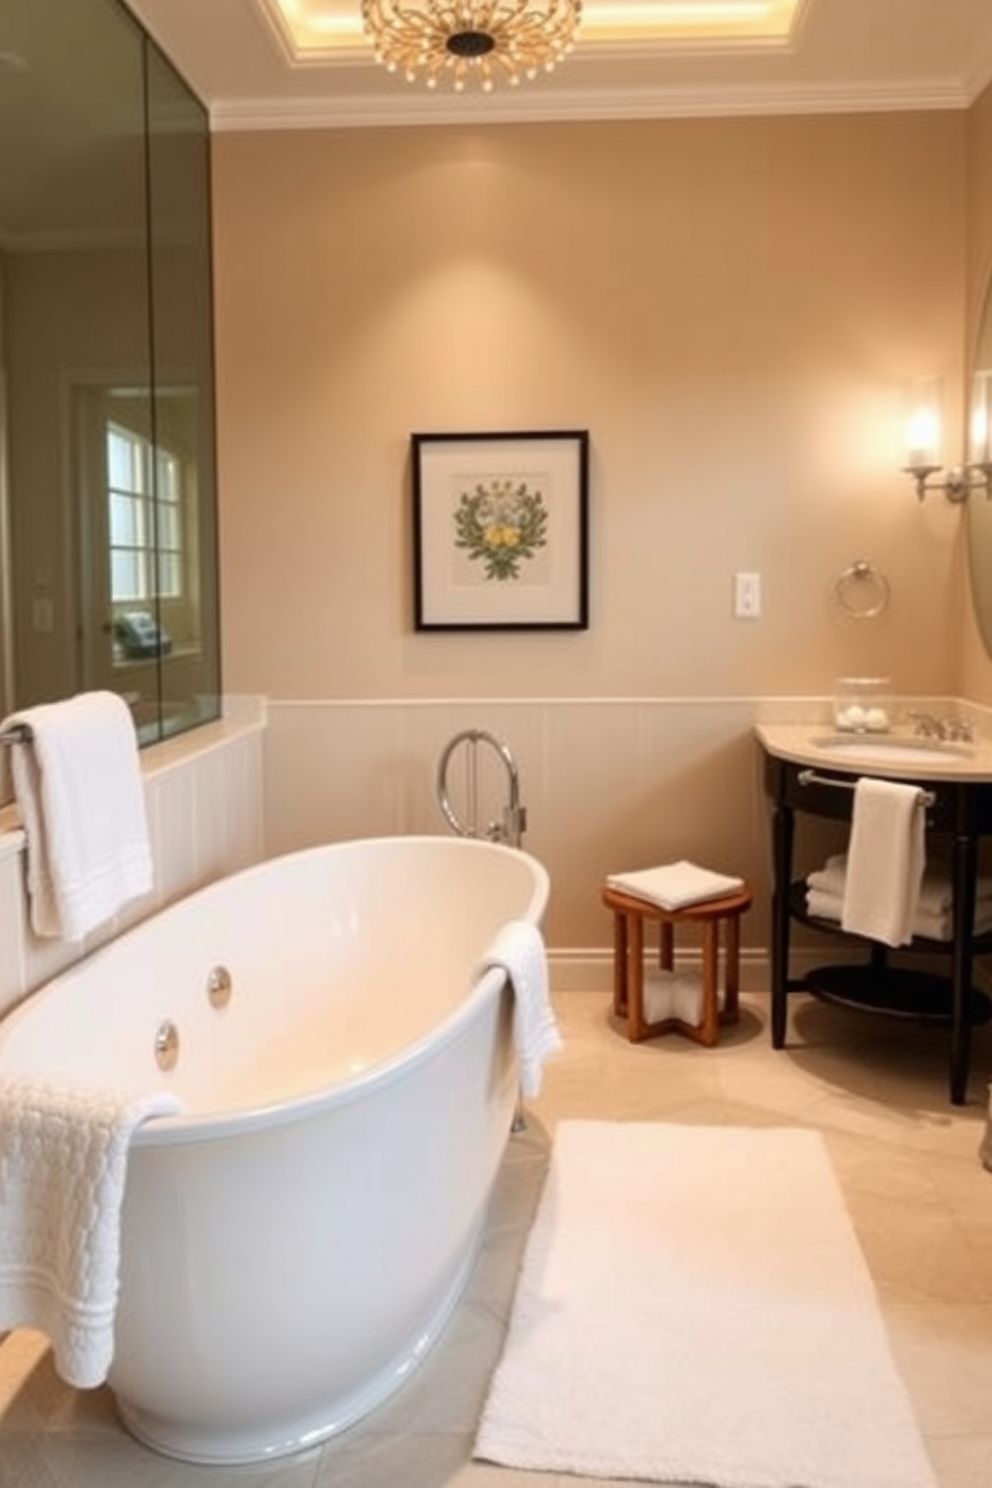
left=547, top=945, right=867, bottom=995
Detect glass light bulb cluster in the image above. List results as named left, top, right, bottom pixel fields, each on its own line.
left=361, top=0, right=581, bottom=90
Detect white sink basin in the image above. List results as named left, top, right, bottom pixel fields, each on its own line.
left=809, top=733, right=973, bottom=766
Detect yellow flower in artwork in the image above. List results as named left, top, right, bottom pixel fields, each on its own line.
left=455, top=481, right=548, bottom=580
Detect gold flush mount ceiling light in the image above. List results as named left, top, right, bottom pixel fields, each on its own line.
left=256, top=0, right=804, bottom=89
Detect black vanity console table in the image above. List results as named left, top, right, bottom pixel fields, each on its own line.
left=761, top=743, right=992, bottom=1104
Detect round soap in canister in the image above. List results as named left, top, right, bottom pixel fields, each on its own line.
left=832, top=677, right=891, bottom=732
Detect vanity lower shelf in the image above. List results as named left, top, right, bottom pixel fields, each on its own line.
left=788, top=882, right=992, bottom=1024
left=803, top=963, right=992, bottom=1025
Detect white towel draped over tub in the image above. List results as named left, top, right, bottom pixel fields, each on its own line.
left=476, top=920, right=561, bottom=1098
left=0, top=690, right=153, bottom=941
left=0, top=1079, right=181, bottom=1387
left=841, top=777, right=926, bottom=948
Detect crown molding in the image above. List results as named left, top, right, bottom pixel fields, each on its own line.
left=211, top=76, right=972, bottom=132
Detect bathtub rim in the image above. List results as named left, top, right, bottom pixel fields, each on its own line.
left=0, top=834, right=550, bottom=1149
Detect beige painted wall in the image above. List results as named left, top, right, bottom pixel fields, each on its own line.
left=211, top=110, right=978, bottom=968
left=214, top=113, right=966, bottom=702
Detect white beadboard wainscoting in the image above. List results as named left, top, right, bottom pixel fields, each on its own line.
left=0, top=697, right=267, bottom=1020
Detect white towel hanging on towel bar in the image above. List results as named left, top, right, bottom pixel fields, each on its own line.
left=0, top=690, right=153, bottom=941
left=840, top=777, right=927, bottom=948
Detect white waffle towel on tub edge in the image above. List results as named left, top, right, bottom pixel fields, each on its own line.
left=0, top=1078, right=181, bottom=1387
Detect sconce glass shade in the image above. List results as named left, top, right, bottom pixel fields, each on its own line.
left=902, top=372, right=991, bottom=502
left=970, top=369, right=992, bottom=466
left=903, top=377, right=943, bottom=471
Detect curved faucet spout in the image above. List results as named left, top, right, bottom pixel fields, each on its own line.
left=436, top=729, right=527, bottom=848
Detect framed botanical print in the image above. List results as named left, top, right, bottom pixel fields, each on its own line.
left=412, top=429, right=589, bottom=631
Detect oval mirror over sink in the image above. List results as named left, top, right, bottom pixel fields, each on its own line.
left=968, top=274, right=992, bottom=658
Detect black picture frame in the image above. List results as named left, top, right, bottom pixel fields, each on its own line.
left=412, top=429, right=590, bottom=631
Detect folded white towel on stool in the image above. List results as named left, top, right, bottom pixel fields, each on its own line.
left=477, top=920, right=561, bottom=1098
left=841, top=778, right=926, bottom=948
left=606, top=860, right=744, bottom=912
left=0, top=1078, right=181, bottom=1387
left=0, top=690, right=153, bottom=941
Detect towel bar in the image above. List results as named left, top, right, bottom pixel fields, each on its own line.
left=0, top=724, right=31, bottom=747
left=797, top=767, right=935, bottom=809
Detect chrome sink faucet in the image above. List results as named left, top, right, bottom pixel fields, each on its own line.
left=909, top=711, right=973, bottom=742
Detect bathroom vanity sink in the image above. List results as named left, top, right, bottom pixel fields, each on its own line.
left=808, top=734, right=974, bottom=767
left=753, top=722, right=992, bottom=781
left=755, top=722, right=992, bottom=1105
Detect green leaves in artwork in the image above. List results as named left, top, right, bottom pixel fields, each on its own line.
left=453, top=478, right=548, bottom=581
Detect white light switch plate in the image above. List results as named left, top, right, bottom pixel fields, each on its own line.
left=734, top=572, right=761, bottom=618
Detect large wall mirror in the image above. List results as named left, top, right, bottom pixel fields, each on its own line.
left=0, top=0, right=220, bottom=746
left=969, top=273, right=992, bottom=659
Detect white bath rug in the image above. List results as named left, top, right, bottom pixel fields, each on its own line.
left=475, top=1120, right=937, bottom=1488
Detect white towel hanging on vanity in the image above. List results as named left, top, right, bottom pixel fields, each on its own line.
left=840, top=777, right=926, bottom=948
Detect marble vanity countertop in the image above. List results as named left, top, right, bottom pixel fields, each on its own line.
left=755, top=722, right=992, bottom=783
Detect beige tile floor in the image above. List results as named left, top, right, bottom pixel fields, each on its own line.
left=2, top=988, right=992, bottom=1487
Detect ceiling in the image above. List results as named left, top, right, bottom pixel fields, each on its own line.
left=124, top=0, right=992, bottom=130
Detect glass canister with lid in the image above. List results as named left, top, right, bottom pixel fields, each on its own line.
left=832, top=677, right=892, bottom=733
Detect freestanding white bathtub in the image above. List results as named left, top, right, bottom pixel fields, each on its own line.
left=0, top=835, right=550, bottom=1464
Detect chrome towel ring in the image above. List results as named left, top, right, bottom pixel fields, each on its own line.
left=832, top=559, right=890, bottom=619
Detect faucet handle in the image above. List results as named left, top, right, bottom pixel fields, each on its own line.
left=945, top=717, right=974, bottom=742
left=908, top=711, right=939, bottom=738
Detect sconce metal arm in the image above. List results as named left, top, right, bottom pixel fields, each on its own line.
left=905, top=463, right=992, bottom=503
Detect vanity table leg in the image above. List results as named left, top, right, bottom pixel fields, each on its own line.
left=770, top=800, right=794, bottom=1048
left=949, top=829, right=978, bottom=1105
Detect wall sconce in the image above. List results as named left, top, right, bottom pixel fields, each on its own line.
left=903, top=374, right=992, bottom=502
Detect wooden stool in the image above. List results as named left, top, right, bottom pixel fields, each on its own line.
left=602, top=882, right=752, bottom=1046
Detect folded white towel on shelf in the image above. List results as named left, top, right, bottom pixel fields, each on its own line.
left=606, top=860, right=744, bottom=912
left=807, top=848, right=992, bottom=942
left=643, top=969, right=714, bottom=1025
left=0, top=1078, right=181, bottom=1387
left=0, top=691, right=153, bottom=941
left=805, top=887, right=846, bottom=923
left=840, top=778, right=926, bottom=948
left=808, top=854, right=992, bottom=916
left=806, top=857, right=849, bottom=897
left=806, top=886, right=992, bottom=942
left=476, top=920, right=561, bottom=1098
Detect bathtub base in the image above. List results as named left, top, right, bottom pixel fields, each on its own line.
left=113, top=1218, right=484, bottom=1464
